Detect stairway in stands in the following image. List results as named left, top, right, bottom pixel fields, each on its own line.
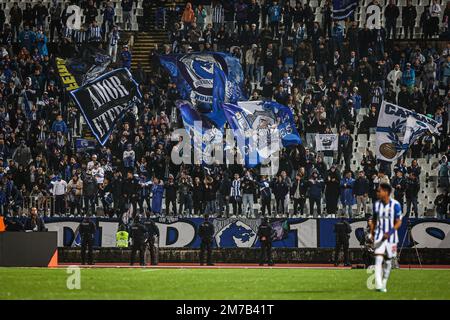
left=130, top=0, right=187, bottom=73
left=130, top=31, right=167, bottom=73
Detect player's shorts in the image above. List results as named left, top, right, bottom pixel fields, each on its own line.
left=374, top=240, right=398, bottom=259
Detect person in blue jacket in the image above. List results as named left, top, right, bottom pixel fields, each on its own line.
left=120, top=45, right=132, bottom=69
left=35, top=28, right=48, bottom=57
left=307, top=170, right=324, bottom=218
left=51, top=114, right=68, bottom=134
left=151, top=177, right=164, bottom=216
left=268, top=1, right=281, bottom=39
left=340, top=171, right=356, bottom=218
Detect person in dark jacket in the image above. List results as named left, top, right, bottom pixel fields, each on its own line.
left=307, top=170, right=324, bottom=218
left=385, top=0, right=400, bottom=40
left=79, top=216, right=96, bottom=265
left=144, top=218, right=159, bottom=265
left=24, top=207, right=46, bottom=232
left=258, top=217, right=274, bottom=266
left=164, top=175, right=178, bottom=216
left=122, top=171, right=138, bottom=213
left=192, top=177, right=204, bottom=216
left=337, top=129, right=353, bottom=172
left=333, top=217, right=352, bottom=266
left=435, top=192, right=449, bottom=219
left=273, top=175, right=289, bottom=215
left=218, top=175, right=231, bottom=217
left=402, top=0, right=417, bottom=39
left=391, top=170, right=407, bottom=211
left=353, top=171, right=370, bottom=217
left=130, top=215, right=147, bottom=266
left=198, top=214, right=215, bottom=266
left=325, top=165, right=340, bottom=216
left=259, top=176, right=272, bottom=216
left=291, top=173, right=308, bottom=216
left=405, top=172, right=420, bottom=218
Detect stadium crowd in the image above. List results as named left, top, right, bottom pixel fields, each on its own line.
left=0, top=0, right=449, bottom=220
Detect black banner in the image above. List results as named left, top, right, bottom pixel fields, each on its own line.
left=69, top=68, right=142, bottom=145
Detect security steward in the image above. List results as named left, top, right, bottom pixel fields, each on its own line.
left=144, top=218, right=160, bottom=265
left=258, top=217, right=274, bottom=266
left=198, top=214, right=215, bottom=266
left=130, top=215, right=147, bottom=266
left=116, top=224, right=129, bottom=248
left=79, top=215, right=96, bottom=265
left=334, top=216, right=352, bottom=266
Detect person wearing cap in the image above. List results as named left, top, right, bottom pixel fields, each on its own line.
left=257, top=217, right=274, bottom=266
left=401, top=62, right=415, bottom=92
left=130, top=215, right=147, bottom=266
left=198, top=214, right=215, bottom=266
left=120, top=45, right=132, bottom=69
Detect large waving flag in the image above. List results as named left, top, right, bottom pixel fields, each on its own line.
left=176, top=100, right=223, bottom=164
left=376, top=101, right=441, bottom=162
left=333, top=0, right=358, bottom=20
left=222, top=101, right=301, bottom=167
left=159, top=52, right=244, bottom=127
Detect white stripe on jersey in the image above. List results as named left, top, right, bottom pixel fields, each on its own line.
left=373, top=198, right=402, bottom=244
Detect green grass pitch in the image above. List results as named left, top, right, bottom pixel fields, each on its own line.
left=1, top=267, right=450, bottom=300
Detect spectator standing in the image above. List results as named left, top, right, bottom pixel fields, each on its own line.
left=164, top=175, right=177, bottom=216
left=67, top=175, right=83, bottom=216
left=429, top=0, right=442, bottom=37
left=122, top=0, right=133, bottom=31
left=340, top=171, right=355, bottom=218
left=402, top=0, right=417, bottom=40
left=149, top=178, right=162, bottom=216
left=325, top=165, right=340, bottom=217
left=211, top=0, right=225, bottom=32
left=268, top=1, right=282, bottom=39
left=52, top=175, right=67, bottom=216
left=9, top=3, right=22, bottom=42
left=354, top=170, right=370, bottom=217
left=230, top=173, right=242, bottom=216
left=385, top=0, right=400, bottom=40
left=307, top=170, right=324, bottom=218
left=101, top=2, right=115, bottom=37
left=195, top=4, right=207, bottom=31
left=108, top=26, right=120, bottom=63
left=49, top=2, right=62, bottom=42
left=391, top=170, right=406, bottom=211
left=405, top=172, right=420, bottom=218
left=121, top=45, right=132, bottom=69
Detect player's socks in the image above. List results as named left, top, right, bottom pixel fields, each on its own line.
left=375, top=255, right=384, bottom=290
left=382, top=259, right=392, bottom=291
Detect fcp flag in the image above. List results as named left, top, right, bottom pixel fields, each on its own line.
left=375, top=101, right=440, bottom=162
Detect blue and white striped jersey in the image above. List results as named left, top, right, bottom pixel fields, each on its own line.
left=372, top=199, right=402, bottom=244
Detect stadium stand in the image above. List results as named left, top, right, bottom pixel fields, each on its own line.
left=0, top=0, right=448, bottom=221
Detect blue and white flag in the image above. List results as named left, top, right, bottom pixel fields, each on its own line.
left=376, top=101, right=441, bottom=162
left=176, top=100, right=224, bottom=164
left=223, top=101, right=301, bottom=166
left=75, top=138, right=96, bottom=152
left=159, top=52, right=244, bottom=127
left=333, top=0, right=358, bottom=20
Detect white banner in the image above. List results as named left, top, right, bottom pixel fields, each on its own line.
left=315, top=134, right=338, bottom=151
left=376, top=101, right=440, bottom=162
